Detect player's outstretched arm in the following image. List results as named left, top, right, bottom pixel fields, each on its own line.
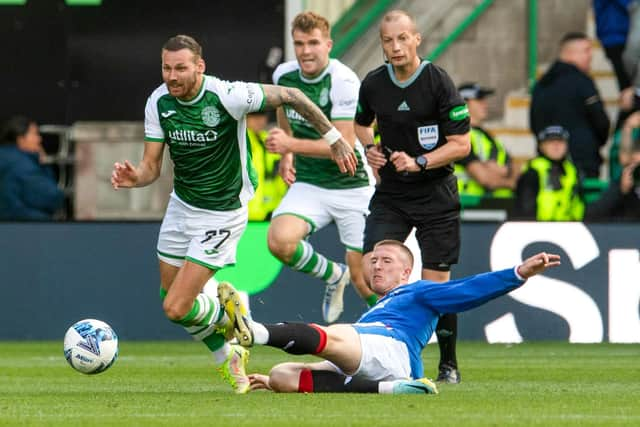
left=261, top=84, right=357, bottom=176
left=517, top=252, right=561, bottom=279
left=111, top=141, right=165, bottom=190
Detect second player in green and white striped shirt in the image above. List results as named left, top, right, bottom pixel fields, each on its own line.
left=110, top=34, right=357, bottom=394
left=266, top=12, right=376, bottom=324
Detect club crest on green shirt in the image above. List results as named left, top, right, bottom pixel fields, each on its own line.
left=319, top=87, right=329, bottom=107
left=202, top=106, right=221, bottom=127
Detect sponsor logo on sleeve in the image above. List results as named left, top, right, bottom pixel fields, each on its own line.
left=247, top=84, right=256, bottom=105
left=449, top=105, right=469, bottom=121
left=338, top=98, right=356, bottom=107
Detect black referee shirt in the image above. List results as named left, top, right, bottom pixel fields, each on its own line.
left=356, top=61, right=469, bottom=193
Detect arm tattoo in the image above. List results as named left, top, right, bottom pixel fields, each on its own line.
left=263, top=84, right=332, bottom=134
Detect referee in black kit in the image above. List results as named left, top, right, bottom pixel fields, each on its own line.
left=354, top=10, right=470, bottom=384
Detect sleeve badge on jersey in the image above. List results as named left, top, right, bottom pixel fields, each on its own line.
left=449, top=105, right=469, bottom=121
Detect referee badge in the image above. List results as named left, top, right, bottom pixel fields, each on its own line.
left=417, top=125, right=438, bottom=150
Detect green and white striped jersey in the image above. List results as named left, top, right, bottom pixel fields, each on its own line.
left=273, top=59, right=373, bottom=189
left=144, top=75, right=264, bottom=211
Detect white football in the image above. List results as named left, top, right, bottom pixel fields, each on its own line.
left=63, top=319, right=119, bottom=374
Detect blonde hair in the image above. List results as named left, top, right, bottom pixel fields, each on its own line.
left=373, top=239, right=414, bottom=267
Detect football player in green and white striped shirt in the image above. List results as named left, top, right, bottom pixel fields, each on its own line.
left=110, top=35, right=357, bottom=394
left=266, top=12, right=377, bottom=324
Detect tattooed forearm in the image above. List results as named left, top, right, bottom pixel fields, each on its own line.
left=262, top=84, right=332, bottom=134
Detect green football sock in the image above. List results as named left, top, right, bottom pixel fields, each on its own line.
left=159, top=286, right=226, bottom=352
left=288, top=240, right=342, bottom=283
left=365, top=294, right=378, bottom=307
left=172, top=293, right=219, bottom=327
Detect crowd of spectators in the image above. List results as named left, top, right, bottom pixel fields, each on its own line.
left=458, top=20, right=640, bottom=222
left=3, top=7, right=638, bottom=224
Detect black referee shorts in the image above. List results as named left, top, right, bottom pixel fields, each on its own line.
left=363, top=175, right=460, bottom=271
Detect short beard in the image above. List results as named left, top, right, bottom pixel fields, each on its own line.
left=185, top=72, right=198, bottom=99
left=176, top=71, right=200, bottom=100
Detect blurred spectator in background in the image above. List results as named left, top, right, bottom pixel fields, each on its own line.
left=246, top=112, right=287, bottom=221
left=593, top=0, right=633, bottom=130
left=593, top=0, right=631, bottom=91
left=454, top=82, right=517, bottom=198
left=621, top=0, right=640, bottom=111
left=512, top=126, right=585, bottom=221
left=609, top=110, right=640, bottom=180
left=586, top=136, right=640, bottom=220
left=0, top=116, right=64, bottom=220
left=257, top=46, right=284, bottom=89
left=530, top=32, right=610, bottom=178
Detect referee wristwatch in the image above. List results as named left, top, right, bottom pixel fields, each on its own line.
left=415, top=155, right=428, bottom=171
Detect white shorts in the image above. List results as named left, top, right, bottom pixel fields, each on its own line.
left=329, top=328, right=412, bottom=381
left=157, top=193, right=248, bottom=270
left=272, top=182, right=374, bottom=251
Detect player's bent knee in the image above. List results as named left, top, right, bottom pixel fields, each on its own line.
left=162, top=298, right=191, bottom=322
left=266, top=232, right=284, bottom=255
left=268, top=364, right=301, bottom=393
left=267, top=230, right=295, bottom=260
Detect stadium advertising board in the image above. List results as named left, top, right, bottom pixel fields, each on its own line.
left=0, top=222, right=638, bottom=342
left=238, top=222, right=640, bottom=344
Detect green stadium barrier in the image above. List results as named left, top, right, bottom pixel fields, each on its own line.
left=460, top=194, right=483, bottom=209
left=582, top=178, right=609, bottom=204
left=331, top=0, right=395, bottom=58
left=0, top=0, right=102, bottom=5
left=65, top=0, right=102, bottom=4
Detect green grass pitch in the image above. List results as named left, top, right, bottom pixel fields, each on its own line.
left=1, top=342, right=638, bottom=426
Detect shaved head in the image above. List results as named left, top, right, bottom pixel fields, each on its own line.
left=558, top=32, right=592, bottom=73
left=380, top=9, right=418, bottom=36
left=373, top=239, right=414, bottom=268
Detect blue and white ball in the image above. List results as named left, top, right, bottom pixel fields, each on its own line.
left=63, top=319, right=118, bottom=374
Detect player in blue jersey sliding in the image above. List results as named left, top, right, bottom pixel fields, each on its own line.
left=229, top=239, right=560, bottom=394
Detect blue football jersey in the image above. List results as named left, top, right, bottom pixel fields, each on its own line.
left=353, top=268, right=524, bottom=378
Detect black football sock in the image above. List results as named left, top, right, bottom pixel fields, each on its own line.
left=298, top=370, right=379, bottom=393
left=264, top=322, right=327, bottom=355
left=436, top=313, right=458, bottom=369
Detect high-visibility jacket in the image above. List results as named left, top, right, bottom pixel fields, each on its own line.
left=247, top=129, right=288, bottom=221
left=523, top=156, right=584, bottom=221
left=454, top=127, right=513, bottom=198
